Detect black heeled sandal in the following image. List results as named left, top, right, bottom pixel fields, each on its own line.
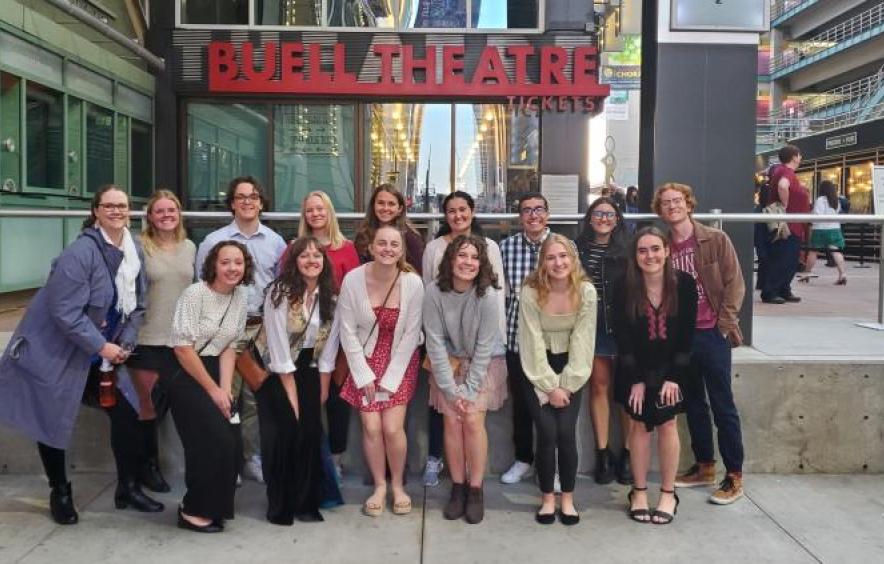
left=627, top=486, right=650, bottom=523
left=651, top=489, right=680, bottom=525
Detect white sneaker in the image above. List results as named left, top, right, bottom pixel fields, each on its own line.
left=244, top=455, right=265, bottom=484
left=423, top=456, right=444, bottom=487
left=500, top=461, right=533, bottom=484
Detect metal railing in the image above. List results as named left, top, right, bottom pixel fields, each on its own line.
left=1, top=208, right=882, bottom=325
left=771, top=0, right=817, bottom=22
left=780, top=66, right=884, bottom=116
left=770, top=2, right=884, bottom=73
left=757, top=99, right=884, bottom=147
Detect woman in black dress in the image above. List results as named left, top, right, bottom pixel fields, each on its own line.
left=260, top=236, right=340, bottom=524
left=613, top=227, right=697, bottom=525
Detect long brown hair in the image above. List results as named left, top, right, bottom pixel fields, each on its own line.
left=436, top=234, right=500, bottom=297
left=354, top=184, right=416, bottom=257
left=268, top=236, right=336, bottom=323
left=524, top=233, right=587, bottom=308
left=141, top=189, right=187, bottom=256
left=624, top=226, right=679, bottom=321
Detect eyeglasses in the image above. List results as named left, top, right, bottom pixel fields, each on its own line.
left=99, top=203, right=129, bottom=211
left=591, top=210, right=617, bottom=220
left=660, top=198, right=686, bottom=208
left=234, top=194, right=261, bottom=203
left=520, top=206, right=548, bottom=217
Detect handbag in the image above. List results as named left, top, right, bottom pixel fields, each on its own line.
left=762, top=201, right=790, bottom=241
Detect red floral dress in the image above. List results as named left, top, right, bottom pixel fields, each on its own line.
left=340, top=307, right=419, bottom=412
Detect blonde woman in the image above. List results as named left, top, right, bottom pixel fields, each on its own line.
left=518, top=234, right=596, bottom=526
left=127, top=189, right=195, bottom=493
left=338, top=225, right=424, bottom=517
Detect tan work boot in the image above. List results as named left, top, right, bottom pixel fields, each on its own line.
left=710, top=473, right=744, bottom=505
left=674, top=462, right=716, bottom=488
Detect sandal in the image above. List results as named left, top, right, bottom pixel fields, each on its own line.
left=392, top=495, right=412, bottom=515
left=627, top=486, right=650, bottom=523
left=362, top=489, right=386, bottom=517
left=835, top=277, right=847, bottom=286
left=651, top=489, right=680, bottom=525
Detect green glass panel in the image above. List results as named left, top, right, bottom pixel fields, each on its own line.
left=273, top=104, right=356, bottom=212
left=86, top=103, right=114, bottom=192
left=25, top=81, right=64, bottom=191
left=0, top=73, right=21, bottom=192
left=67, top=97, right=83, bottom=196
left=131, top=119, right=153, bottom=199
left=0, top=218, right=63, bottom=289
left=115, top=115, right=129, bottom=189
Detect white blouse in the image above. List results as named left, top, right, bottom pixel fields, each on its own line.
left=168, top=282, right=247, bottom=356
left=263, top=289, right=340, bottom=374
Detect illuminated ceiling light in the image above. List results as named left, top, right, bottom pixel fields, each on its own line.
left=399, top=132, right=406, bottom=140
left=370, top=132, right=378, bottom=141
left=392, top=111, right=401, bottom=120
left=395, top=121, right=403, bottom=130
left=484, top=110, right=494, bottom=121
left=480, top=124, right=488, bottom=133
left=476, top=133, right=483, bottom=141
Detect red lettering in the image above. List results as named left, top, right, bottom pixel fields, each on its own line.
left=558, top=96, right=569, bottom=111
left=583, top=97, right=596, bottom=112
left=541, top=96, right=554, bottom=111
left=374, top=45, right=400, bottom=84
left=332, top=43, right=357, bottom=84
left=242, top=42, right=276, bottom=82
left=472, top=46, right=509, bottom=85
left=540, top=46, right=567, bottom=85
left=573, top=46, right=599, bottom=85
left=281, top=42, right=305, bottom=85
left=507, top=46, right=533, bottom=86
left=402, top=44, right=436, bottom=85
left=526, top=96, right=538, bottom=114
left=209, top=41, right=238, bottom=82
left=442, top=46, right=466, bottom=87
left=309, top=44, right=332, bottom=83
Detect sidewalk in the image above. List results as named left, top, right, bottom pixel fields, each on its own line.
left=1, top=473, right=882, bottom=563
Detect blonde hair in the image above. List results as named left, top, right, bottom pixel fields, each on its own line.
left=524, top=233, right=587, bottom=308
left=371, top=225, right=416, bottom=274
left=141, top=189, right=186, bottom=256
left=298, top=191, right=346, bottom=249
left=652, top=182, right=698, bottom=216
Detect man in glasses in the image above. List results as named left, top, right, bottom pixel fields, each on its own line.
left=498, top=192, right=552, bottom=485
left=195, top=176, right=287, bottom=484
left=653, top=182, right=747, bottom=506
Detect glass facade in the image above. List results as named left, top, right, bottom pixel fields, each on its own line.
left=131, top=119, right=154, bottom=199
left=25, top=82, right=64, bottom=190
left=86, top=104, right=115, bottom=191
left=846, top=161, right=874, bottom=214
left=179, top=0, right=539, bottom=28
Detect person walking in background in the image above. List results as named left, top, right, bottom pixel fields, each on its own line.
left=260, top=236, right=341, bottom=524
left=498, top=192, right=552, bottom=485
left=424, top=234, right=507, bottom=524
left=127, top=189, right=196, bottom=495
left=576, top=196, right=632, bottom=485
left=421, top=191, right=506, bottom=487
left=195, top=176, right=287, bottom=484
left=338, top=226, right=424, bottom=517
left=519, top=234, right=596, bottom=525
left=0, top=185, right=160, bottom=525
left=614, top=227, right=697, bottom=525
left=801, top=180, right=848, bottom=286
left=654, top=182, right=747, bottom=506
left=168, top=240, right=251, bottom=533
left=762, top=145, right=810, bottom=304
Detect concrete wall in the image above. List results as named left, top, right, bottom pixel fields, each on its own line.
left=3, top=360, right=882, bottom=476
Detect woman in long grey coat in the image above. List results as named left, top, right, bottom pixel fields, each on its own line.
left=0, top=184, right=163, bottom=524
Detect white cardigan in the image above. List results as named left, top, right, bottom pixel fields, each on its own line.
left=338, top=264, right=425, bottom=392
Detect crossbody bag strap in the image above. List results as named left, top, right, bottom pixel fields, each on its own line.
left=197, top=291, right=234, bottom=355
left=287, top=294, right=319, bottom=350
left=361, top=269, right=401, bottom=349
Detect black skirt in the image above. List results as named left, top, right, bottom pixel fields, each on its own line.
left=255, top=348, right=323, bottom=525
left=168, top=355, right=240, bottom=521
left=623, top=384, right=685, bottom=432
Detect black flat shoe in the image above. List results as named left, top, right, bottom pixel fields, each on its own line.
left=49, top=482, right=79, bottom=525
left=296, top=510, right=325, bottom=523
left=114, top=479, right=164, bottom=512
left=651, top=489, right=680, bottom=525
left=177, top=507, right=223, bottom=533
left=535, top=509, right=556, bottom=525
left=782, top=294, right=801, bottom=303
left=558, top=509, right=580, bottom=526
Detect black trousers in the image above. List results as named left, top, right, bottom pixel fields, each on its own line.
left=169, top=355, right=239, bottom=521
left=256, top=349, right=323, bottom=525
left=506, top=350, right=535, bottom=464
left=325, top=379, right=350, bottom=455
left=761, top=235, right=800, bottom=300
left=38, top=384, right=143, bottom=488
left=519, top=352, right=584, bottom=494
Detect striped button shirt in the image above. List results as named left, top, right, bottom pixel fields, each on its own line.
left=500, top=228, right=551, bottom=352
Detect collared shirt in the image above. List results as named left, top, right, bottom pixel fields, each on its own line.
left=499, top=227, right=551, bottom=351
left=195, top=221, right=287, bottom=315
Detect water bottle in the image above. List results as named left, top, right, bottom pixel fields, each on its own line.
left=98, top=359, right=117, bottom=408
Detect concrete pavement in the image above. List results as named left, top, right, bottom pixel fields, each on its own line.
left=1, top=473, right=882, bottom=563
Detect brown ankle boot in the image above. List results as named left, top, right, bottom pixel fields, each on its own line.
left=464, top=486, right=484, bottom=524
left=443, top=483, right=467, bottom=520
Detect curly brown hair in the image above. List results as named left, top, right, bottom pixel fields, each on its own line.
left=354, top=184, right=418, bottom=257
left=436, top=234, right=500, bottom=297
left=652, top=182, right=698, bottom=216
left=268, top=236, right=336, bottom=323
left=201, top=240, right=255, bottom=286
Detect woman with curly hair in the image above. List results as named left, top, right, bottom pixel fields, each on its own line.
left=423, top=234, right=506, bottom=524
left=353, top=183, right=424, bottom=273
left=260, top=236, right=340, bottom=524
left=168, top=240, right=252, bottom=533
left=518, top=233, right=597, bottom=526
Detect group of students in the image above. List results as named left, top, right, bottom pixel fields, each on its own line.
left=0, top=176, right=747, bottom=532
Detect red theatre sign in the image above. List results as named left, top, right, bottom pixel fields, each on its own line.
left=208, top=41, right=610, bottom=113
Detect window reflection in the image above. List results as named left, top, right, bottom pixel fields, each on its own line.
left=474, top=0, right=538, bottom=29
left=847, top=162, right=873, bottom=214
left=256, top=0, right=321, bottom=25
left=182, top=0, right=248, bottom=24
left=26, top=82, right=64, bottom=190
left=87, top=104, right=115, bottom=191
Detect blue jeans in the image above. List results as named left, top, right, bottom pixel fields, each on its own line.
left=760, top=235, right=800, bottom=301
left=684, top=330, right=744, bottom=473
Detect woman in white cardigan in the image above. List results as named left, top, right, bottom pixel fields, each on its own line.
left=338, top=225, right=425, bottom=517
